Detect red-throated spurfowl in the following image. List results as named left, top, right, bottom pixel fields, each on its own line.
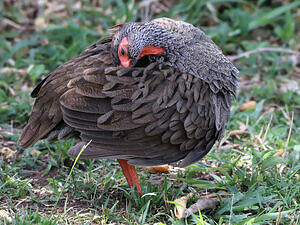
left=19, top=18, right=239, bottom=194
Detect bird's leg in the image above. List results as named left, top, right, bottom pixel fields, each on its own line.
left=117, top=159, right=141, bottom=194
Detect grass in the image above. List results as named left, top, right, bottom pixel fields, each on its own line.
left=0, top=0, right=299, bottom=224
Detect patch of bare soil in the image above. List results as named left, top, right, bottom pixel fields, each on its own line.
left=20, top=165, right=60, bottom=187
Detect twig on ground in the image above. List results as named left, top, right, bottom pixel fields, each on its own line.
left=2, top=17, right=23, bottom=30
left=200, top=193, right=232, bottom=198
left=230, top=129, right=249, bottom=137
left=262, top=114, right=273, bottom=143
left=275, top=206, right=283, bottom=225
left=163, top=191, right=170, bottom=211
left=284, top=111, right=294, bottom=157
left=228, top=47, right=300, bottom=61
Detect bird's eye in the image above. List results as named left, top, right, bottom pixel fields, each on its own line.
left=120, top=48, right=125, bottom=56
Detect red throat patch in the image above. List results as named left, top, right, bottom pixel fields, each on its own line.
left=138, top=46, right=165, bottom=59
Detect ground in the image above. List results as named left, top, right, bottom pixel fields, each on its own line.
left=0, top=0, right=299, bottom=224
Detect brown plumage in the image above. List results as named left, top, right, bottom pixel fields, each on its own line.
left=19, top=18, right=238, bottom=171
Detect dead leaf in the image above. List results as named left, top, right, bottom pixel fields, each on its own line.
left=240, top=101, right=257, bottom=111
left=142, top=165, right=170, bottom=174
left=0, top=147, right=17, bottom=159
left=34, top=17, right=48, bottom=29
left=30, top=149, right=41, bottom=156
left=279, top=80, right=300, bottom=95
left=44, top=2, right=66, bottom=15
left=0, top=67, right=26, bottom=75
left=7, top=59, right=15, bottom=66
left=230, top=122, right=249, bottom=137
left=219, top=143, right=241, bottom=150
left=273, top=149, right=285, bottom=157
left=174, top=193, right=193, bottom=219
left=33, top=187, right=54, bottom=196
left=0, top=209, right=12, bottom=223
left=182, top=198, right=220, bottom=218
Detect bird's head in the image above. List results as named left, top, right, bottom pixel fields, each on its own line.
left=111, top=21, right=174, bottom=68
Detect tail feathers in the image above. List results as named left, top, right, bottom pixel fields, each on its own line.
left=18, top=119, right=58, bottom=148
left=18, top=103, right=62, bottom=148
left=179, top=136, right=216, bottom=167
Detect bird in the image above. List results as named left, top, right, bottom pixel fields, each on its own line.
left=19, top=18, right=239, bottom=194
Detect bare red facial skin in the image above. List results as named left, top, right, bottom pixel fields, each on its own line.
left=137, top=46, right=165, bottom=59
left=118, top=37, right=131, bottom=68
left=118, top=37, right=165, bottom=68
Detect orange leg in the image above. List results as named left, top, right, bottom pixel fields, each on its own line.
left=117, top=159, right=141, bottom=194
